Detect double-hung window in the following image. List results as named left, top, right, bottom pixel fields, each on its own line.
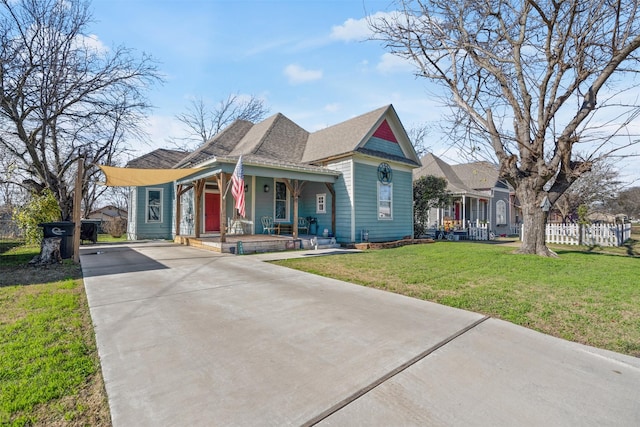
left=146, top=188, right=163, bottom=223
left=378, top=182, right=392, bottom=220
left=274, top=181, right=289, bottom=221
left=316, top=193, right=326, bottom=214
left=496, top=200, right=506, bottom=225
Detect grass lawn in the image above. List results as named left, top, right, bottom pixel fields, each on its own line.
left=274, top=239, right=640, bottom=357
left=1, top=244, right=111, bottom=426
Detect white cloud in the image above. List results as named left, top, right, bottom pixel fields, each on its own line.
left=330, top=11, right=404, bottom=42
left=376, top=52, right=415, bottom=74
left=76, top=33, right=109, bottom=54
left=330, top=17, right=371, bottom=42
left=324, top=103, right=340, bottom=113
left=284, top=64, right=323, bottom=85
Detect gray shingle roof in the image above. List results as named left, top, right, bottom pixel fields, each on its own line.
left=414, top=154, right=511, bottom=195
left=129, top=105, right=419, bottom=171
left=126, top=149, right=189, bottom=169
left=303, top=105, right=389, bottom=163
left=413, top=153, right=473, bottom=194
left=230, top=113, right=309, bottom=162
left=451, top=161, right=507, bottom=190
left=174, top=120, right=254, bottom=168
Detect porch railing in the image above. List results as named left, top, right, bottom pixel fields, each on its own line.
left=468, top=222, right=489, bottom=240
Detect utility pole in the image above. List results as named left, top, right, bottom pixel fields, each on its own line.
left=72, top=156, right=83, bottom=263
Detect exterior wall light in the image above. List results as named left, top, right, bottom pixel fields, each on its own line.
left=264, top=184, right=270, bottom=193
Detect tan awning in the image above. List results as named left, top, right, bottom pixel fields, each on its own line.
left=99, top=165, right=206, bottom=187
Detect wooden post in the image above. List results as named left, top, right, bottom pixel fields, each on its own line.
left=325, top=182, right=336, bottom=237
left=218, top=173, right=227, bottom=243
left=284, top=179, right=305, bottom=239
left=175, top=184, right=182, bottom=237
left=194, top=179, right=206, bottom=238
left=72, top=157, right=83, bottom=263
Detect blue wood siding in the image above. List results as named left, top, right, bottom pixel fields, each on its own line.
left=328, top=160, right=354, bottom=243
left=363, top=136, right=404, bottom=158
left=353, top=162, right=413, bottom=242
left=298, top=182, right=333, bottom=236
left=255, top=177, right=276, bottom=233
left=133, top=183, right=174, bottom=239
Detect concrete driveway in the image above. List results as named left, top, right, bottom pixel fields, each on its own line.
left=80, top=242, right=640, bottom=426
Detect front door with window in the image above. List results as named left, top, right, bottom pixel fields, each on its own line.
left=205, top=192, right=220, bottom=232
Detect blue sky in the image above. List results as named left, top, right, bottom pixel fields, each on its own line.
left=89, top=1, right=447, bottom=156
left=89, top=0, right=638, bottom=184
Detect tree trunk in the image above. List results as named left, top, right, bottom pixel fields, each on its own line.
left=516, top=183, right=557, bottom=257
left=29, top=237, right=62, bottom=265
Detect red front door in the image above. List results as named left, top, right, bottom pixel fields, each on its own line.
left=205, top=193, right=220, bottom=232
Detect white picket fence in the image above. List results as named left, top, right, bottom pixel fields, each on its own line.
left=529, top=223, right=632, bottom=247
left=468, top=223, right=490, bottom=240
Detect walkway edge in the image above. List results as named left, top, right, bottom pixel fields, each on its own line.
left=302, top=315, right=491, bottom=426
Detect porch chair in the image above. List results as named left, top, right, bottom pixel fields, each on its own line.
left=261, top=216, right=275, bottom=235
left=297, top=217, right=309, bottom=235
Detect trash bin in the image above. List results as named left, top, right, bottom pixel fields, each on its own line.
left=80, top=220, right=99, bottom=244
left=40, top=222, right=75, bottom=259
left=307, top=217, right=318, bottom=235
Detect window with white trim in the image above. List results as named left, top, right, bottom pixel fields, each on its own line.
left=146, top=188, right=163, bottom=223
left=378, top=182, right=392, bottom=220
left=316, top=193, right=326, bottom=214
left=496, top=200, right=506, bottom=225
left=274, top=181, right=289, bottom=221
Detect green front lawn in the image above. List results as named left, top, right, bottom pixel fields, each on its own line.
left=275, top=241, right=640, bottom=357
left=0, top=246, right=110, bottom=426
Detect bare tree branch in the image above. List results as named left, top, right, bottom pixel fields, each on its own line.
left=371, top=0, right=640, bottom=256
left=170, top=93, right=270, bottom=151
left=0, top=0, right=161, bottom=219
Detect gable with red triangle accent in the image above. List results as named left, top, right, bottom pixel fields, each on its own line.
left=372, top=119, right=398, bottom=143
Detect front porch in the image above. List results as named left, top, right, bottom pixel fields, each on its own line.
left=175, top=232, right=339, bottom=254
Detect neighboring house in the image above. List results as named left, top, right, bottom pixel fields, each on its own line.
left=413, top=153, right=520, bottom=236
left=118, top=105, right=420, bottom=244
left=86, top=205, right=128, bottom=222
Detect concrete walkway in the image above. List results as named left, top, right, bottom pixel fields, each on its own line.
left=80, top=242, right=640, bottom=426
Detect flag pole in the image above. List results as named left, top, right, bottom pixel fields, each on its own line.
left=222, top=178, right=232, bottom=199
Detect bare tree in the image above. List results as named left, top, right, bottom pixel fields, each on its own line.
left=0, top=0, right=160, bottom=220
left=171, top=93, right=270, bottom=150
left=371, top=0, right=640, bottom=256
left=553, top=159, right=621, bottom=222
left=407, top=122, right=431, bottom=158
left=607, top=186, right=640, bottom=219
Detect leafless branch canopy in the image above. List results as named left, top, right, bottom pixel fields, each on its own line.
left=171, top=93, right=270, bottom=151
left=0, top=0, right=161, bottom=218
left=371, top=0, right=640, bottom=195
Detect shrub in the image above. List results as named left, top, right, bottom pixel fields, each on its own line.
left=102, top=217, right=127, bottom=238
left=12, top=190, right=61, bottom=244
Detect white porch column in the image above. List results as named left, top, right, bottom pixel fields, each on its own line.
left=462, top=196, right=466, bottom=228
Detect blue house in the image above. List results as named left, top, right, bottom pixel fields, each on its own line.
left=117, top=105, right=420, bottom=250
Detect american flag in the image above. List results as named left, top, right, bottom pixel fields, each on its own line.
left=231, top=155, right=245, bottom=218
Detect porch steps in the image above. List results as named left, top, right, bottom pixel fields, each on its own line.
left=301, top=237, right=341, bottom=250
left=175, top=235, right=340, bottom=254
